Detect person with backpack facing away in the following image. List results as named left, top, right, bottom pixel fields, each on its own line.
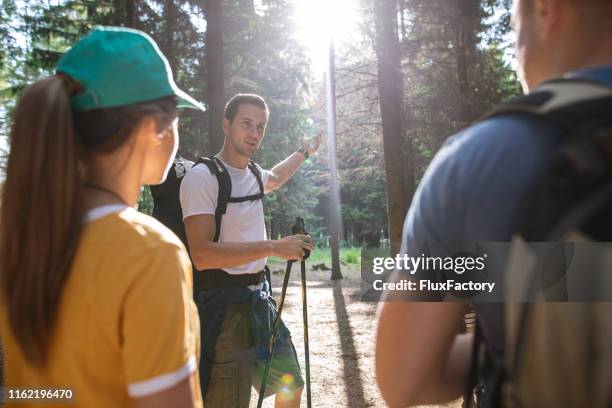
left=375, top=0, right=612, bottom=407
left=0, top=27, right=205, bottom=408
left=180, top=93, right=321, bottom=407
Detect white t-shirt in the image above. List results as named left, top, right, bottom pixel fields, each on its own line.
left=179, top=158, right=271, bottom=275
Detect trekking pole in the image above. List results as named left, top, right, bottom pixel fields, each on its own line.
left=300, top=256, right=312, bottom=407
left=295, top=218, right=312, bottom=408
left=257, top=257, right=293, bottom=408
left=257, top=217, right=311, bottom=408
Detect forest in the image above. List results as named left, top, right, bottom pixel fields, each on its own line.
left=0, top=0, right=521, bottom=249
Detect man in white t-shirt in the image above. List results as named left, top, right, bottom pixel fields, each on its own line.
left=180, top=94, right=321, bottom=408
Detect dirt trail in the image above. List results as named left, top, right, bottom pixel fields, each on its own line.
left=250, top=261, right=461, bottom=408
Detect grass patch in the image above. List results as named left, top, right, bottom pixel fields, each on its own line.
left=269, top=247, right=362, bottom=266
left=340, top=247, right=361, bottom=265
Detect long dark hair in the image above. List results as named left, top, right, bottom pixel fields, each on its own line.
left=0, top=74, right=176, bottom=366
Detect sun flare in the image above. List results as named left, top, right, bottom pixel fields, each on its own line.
left=293, top=0, right=360, bottom=72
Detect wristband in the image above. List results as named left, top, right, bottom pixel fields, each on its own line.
left=297, top=146, right=309, bottom=160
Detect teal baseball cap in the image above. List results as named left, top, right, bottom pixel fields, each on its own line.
left=56, top=26, right=205, bottom=112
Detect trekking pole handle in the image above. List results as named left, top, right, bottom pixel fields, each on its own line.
left=291, top=217, right=310, bottom=260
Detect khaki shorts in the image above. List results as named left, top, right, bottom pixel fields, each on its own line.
left=205, top=302, right=304, bottom=408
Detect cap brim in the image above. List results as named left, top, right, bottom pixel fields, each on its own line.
left=175, top=88, right=206, bottom=112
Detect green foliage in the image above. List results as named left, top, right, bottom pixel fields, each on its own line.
left=340, top=247, right=361, bottom=265
left=270, top=246, right=361, bottom=267
left=400, top=0, right=521, bottom=174
left=299, top=247, right=332, bottom=266
left=138, top=186, right=154, bottom=215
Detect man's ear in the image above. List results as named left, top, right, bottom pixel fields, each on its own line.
left=222, top=117, right=231, bottom=136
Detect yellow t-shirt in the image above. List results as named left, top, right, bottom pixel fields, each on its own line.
left=0, top=207, right=202, bottom=408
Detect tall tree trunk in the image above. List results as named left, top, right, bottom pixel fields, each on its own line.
left=112, top=0, right=136, bottom=27
left=270, top=217, right=279, bottom=241
left=454, top=0, right=480, bottom=126
left=373, top=0, right=414, bottom=248
left=205, top=0, right=226, bottom=154
left=0, top=342, right=3, bottom=390
left=163, top=0, right=176, bottom=69
left=398, top=0, right=406, bottom=40
left=125, top=0, right=135, bottom=27
left=112, top=0, right=124, bottom=25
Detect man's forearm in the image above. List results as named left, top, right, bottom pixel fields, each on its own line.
left=266, top=152, right=305, bottom=192
left=191, top=240, right=276, bottom=270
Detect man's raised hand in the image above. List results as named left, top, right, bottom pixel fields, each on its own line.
left=302, top=130, right=323, bottom=156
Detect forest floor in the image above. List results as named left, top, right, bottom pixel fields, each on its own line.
left=249, top=257, right=462, bottom=408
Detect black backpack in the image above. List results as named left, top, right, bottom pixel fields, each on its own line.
left=150, top=155, right=194, bottom=246
left=466, top=77, right=612, bottom=408
left=150, top=154, right=264, bottom=255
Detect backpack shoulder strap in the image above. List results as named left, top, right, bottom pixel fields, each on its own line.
left=479, top=78, right=612, bottom=131
left=248, top=160, right=265, bottom=196
left=226, top=160, right=265, bottom=203
left=194, top=156, right=232, bottom=242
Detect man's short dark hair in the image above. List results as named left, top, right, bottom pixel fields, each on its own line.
left=224, top=94, right=269, bottom=122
